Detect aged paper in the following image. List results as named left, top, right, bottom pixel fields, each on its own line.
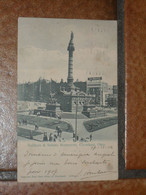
left=17, top=18, right=118, bottom=182
left=18, top=141, right=118, bottom=182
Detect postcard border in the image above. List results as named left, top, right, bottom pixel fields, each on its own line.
left=1, top=0, right=146, bottom=181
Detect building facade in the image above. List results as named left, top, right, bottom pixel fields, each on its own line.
left=86, top=76, right=117, bottom=107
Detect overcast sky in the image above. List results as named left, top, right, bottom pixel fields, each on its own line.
left=18, top=18, right=117, bottom=85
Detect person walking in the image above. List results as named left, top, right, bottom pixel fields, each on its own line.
left=35, top=123, right=39, bottom=130
left=43, top=132, right=48, bottom=141
left=90, top=134, right=92, bottom=141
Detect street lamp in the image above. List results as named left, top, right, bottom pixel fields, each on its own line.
left=75, top=92, right=79, bottom=141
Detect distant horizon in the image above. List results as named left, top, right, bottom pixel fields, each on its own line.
left=18, top=76, right=117, bottom=87
left=18, top=18, right=117, bottom=86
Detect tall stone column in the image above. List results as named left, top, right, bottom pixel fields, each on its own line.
left=67, top=32, right=75, bottom=88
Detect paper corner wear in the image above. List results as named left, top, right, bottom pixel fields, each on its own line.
left=17, top=18, right=118, bottom=182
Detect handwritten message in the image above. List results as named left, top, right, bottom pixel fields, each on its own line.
left=18, top=141, right=118, bottom=182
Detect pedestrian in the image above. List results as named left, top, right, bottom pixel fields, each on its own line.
left=35, top=123, right=38, bottom=130
left=30, top=130, right=33, bottom=139
left=59, top=128, right=62, bottom=138
left=90, top=134, right=92, bottom=141
left=54, top=134, right=57, bottom=142
left=56, top=126, right=60, bottom=137
left=73, top=133, right=75, bottom=138
left=49, top=133, right=53, bottom=141
left=43, top=132, right=48, bottom=141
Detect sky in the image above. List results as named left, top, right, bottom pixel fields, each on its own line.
left=18, top=18, right=117, bottom=85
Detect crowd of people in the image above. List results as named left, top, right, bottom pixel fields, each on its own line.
left=43, top=126, right=63, bottom=142
left=18, top=118, right=93, bottom=142
left=18, top=119, right=27, bottom=126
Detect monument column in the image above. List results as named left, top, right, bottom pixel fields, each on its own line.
left=67, top=32, right=75, bottom=88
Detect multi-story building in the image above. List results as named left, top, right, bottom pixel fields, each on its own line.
left=86, top=77, right=113, bottom=106
left=106, top=94, right=117, bottom=107
left=86, top=77, right=117, bottom=107
left=113, top=85, right=118, bottom=94
left=86, top=77, right=102, bottom=106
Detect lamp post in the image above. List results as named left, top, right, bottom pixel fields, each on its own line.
left=75, top=93, right=79, bottom=141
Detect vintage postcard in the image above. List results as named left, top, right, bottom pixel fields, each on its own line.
left=17, top=18, right=118, bottom=182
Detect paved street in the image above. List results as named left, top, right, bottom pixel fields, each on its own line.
left=63, top=117, right=117, bottom=141
left=63, top=112, right=117, bottom=140
left=18, top=111, right=117, bottom=142
left=18, top=117, right=117, bottom=142
left=18, top=124, right=73, bottom=142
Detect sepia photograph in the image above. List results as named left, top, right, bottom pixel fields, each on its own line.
left=17, top=18, right=118, bottom=182
left=17, top=18, right=117, bottom=143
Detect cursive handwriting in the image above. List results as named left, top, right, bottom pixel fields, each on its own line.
left=24, top=161, right=45, bottom=168
left=81, top=170, right=117, bottom=180
left=27, top=170, right=41, bottom=176
left=19, top=142, right=117, bottom=181
left=44, top=169, right=58, bottom=177
left=24, top=151, right=52, bottom=157
left=64, top=159, right=78, bottom=165
left=81, top=159, right=109, bottom=165
left=94, top=151, right=115, bottom=158
left=61, top=152, right=90, bottom=159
